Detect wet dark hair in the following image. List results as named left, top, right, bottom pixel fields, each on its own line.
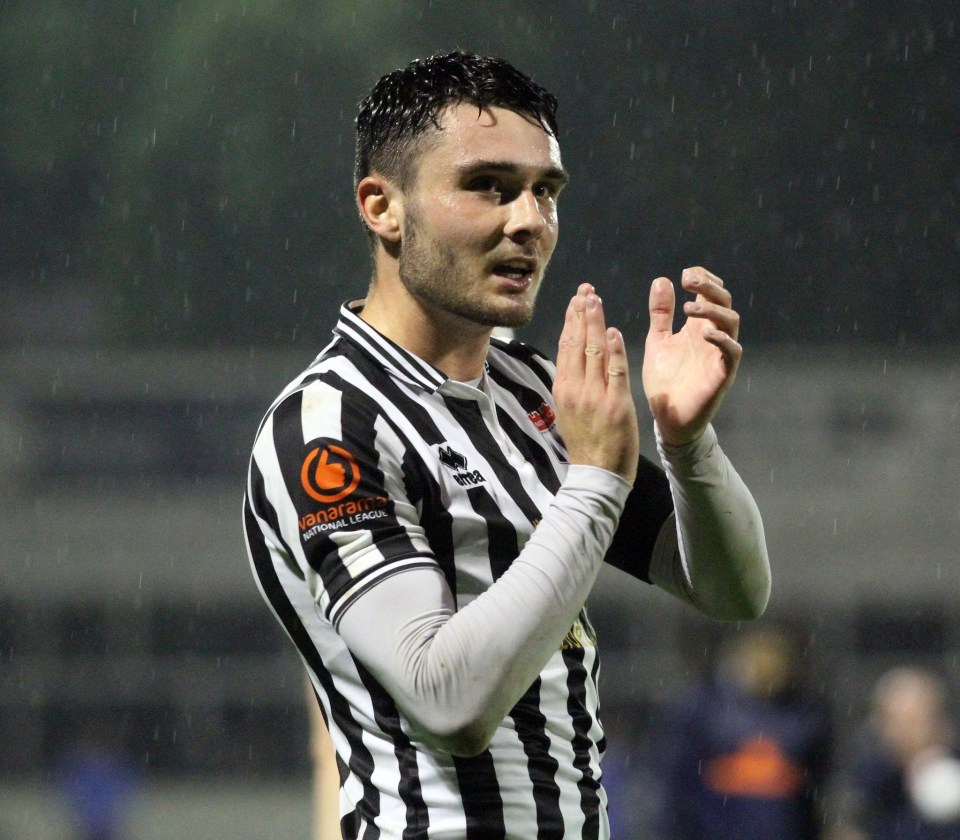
left=354, top=50, right=559, bottom=193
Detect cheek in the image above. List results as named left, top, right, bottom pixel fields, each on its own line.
left=425, top=191, right=472, bottom=228
left=433, top=206, right=492, bottom=248
left=542, top=212, right=560, bottom=252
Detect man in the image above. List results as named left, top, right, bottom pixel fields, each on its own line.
left=244, top=51, right=770, bottom=840
left=830, top=667, right=960, bottom=840
left=651, top=625, right=833, bottom=840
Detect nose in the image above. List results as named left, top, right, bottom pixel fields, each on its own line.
left=503, top=189, right=547, bottom=243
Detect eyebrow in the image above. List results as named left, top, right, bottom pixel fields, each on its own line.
left=456, top=159, right=571, bottom=186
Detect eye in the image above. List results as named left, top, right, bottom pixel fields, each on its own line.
left=534, top=181, right=563, bottom=200
left=467, top=175, right=500, bottom=193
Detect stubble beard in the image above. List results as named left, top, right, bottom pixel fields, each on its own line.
left=398, top=209, right=540, bottom=329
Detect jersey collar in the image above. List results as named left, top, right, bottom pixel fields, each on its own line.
left=334, top=300, right=449, bottom=393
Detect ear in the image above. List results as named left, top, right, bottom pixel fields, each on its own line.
left=357, top=175, right=402, bottom=243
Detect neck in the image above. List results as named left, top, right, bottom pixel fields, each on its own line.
left=360, top=271, right=492, bottom=383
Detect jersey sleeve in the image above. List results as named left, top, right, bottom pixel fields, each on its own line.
left=603, top=454, right=676, bottom=583
left=247, top=376, right=436, bottom=625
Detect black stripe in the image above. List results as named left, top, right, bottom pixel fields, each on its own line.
left=454, top=751, right=506, bottom=839
left=563, top=645, right=603, bottom=840
left=243, top=487, right=382, bottom=839
left=509, top=679, right=566, bottom=839
left=403, top=446, right=459, bottom=596
left=604, top=455, right=674, bottom=583
left=246, top=447, right=303, bottom=583
left=466, top=485, right=519, bottom=582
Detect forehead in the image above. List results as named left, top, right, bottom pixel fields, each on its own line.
left=420, top=102, right=563, bottom=176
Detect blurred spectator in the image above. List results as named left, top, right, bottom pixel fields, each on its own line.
left=829, top=666, right=960, bottom=840
left=650, top=624, right=833, bottom=840
left=55, top=721, right=138, bottom=840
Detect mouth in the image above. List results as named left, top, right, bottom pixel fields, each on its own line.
left=492, top=257, right=537, bottom=286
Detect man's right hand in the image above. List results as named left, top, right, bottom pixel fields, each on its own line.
left=552, top=283, right=640, bottom=483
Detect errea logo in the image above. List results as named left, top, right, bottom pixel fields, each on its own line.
left=437, top=444, right=486, bottom=487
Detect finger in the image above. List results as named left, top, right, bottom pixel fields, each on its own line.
left=556, top=292, right=588, bottom=380
left=605, top=327, right=631, bottom=386
left=583, top=293, right=608, bottom=380
left=682, top=299, right=741, bottom=342
left=702, top=328, right=743, bottom=374
left=682, top=265, right=724, bottom=290
left=647, top=276, right=675, bottom=339
left=682, top=266, right=732, bottom=311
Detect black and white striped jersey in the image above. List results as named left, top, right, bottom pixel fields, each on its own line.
left=243, top=301, right=674, bottom=839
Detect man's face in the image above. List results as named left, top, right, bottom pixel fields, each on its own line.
left=396, top=103, right=568, bottom=329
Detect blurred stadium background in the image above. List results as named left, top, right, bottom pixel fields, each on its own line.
left=1, top=2, right=958, bottom=837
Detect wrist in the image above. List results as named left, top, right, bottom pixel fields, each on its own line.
left=655, top=422, right=718, bottom=466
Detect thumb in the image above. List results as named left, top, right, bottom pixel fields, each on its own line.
left=647, top=276, right=675, bottom=339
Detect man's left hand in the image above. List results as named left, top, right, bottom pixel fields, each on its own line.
left=641, top=266, right=742, bottom=447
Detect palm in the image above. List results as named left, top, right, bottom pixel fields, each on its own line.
left=641, top=271, right=741, bottom=446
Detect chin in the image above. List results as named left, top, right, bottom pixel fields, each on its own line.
left=485, top=302, right=535, bottom=329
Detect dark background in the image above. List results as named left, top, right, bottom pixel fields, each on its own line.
left=3, top=0, right=957, bottom=352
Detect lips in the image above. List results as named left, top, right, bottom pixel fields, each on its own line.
left=491, top=256, right=537, bottom=281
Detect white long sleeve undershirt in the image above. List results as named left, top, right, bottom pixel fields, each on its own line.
left=649, top=423, right=771, bottom=619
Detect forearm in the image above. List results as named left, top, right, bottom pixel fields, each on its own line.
left=649, top=423, right=770, bottom=620
left=337, top=465, right=631, bottom=755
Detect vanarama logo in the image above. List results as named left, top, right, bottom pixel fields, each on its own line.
left=298, top=442, right=390, bottom=542
left=301, top=444, right=360, bottom=503
left=298, top=495, right=390, bottom=541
